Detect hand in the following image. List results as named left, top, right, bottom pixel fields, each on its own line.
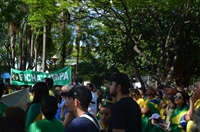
left=184, top=114, right=190, bottom=121
left=190, top=92, right=198, bottom=104
left=61, top=103, right=68, bottom=112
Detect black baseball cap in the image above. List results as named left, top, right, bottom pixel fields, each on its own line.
left=61, top=85, right=92, bottom=104
left=106, top=72, right=130, bottom=88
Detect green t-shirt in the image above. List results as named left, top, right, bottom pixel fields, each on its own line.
left=27, top=118, right=64, bottom=132
left=0, top=102, right=8, bottom=117
left=26, top=103, right=41, bottom=129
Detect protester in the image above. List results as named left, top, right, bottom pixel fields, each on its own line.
left=130, top=88, right=144, bottom=108
left=191, top=107, right=200, bottom=132
left=141, top=85, right=160, bottom=132
left=4, top=106, right=26, bottom=128
left=0, top=116, right=25, bottom=132
left=99, top=104, right=112, bottom=132
left=97, top=88, right=104, bottom=112
left=25, top=82, right=49, bottom=129
left=61, top=85, right=99, bottom=132
left=186, top=81, right=200, bottom=132
left=87, top=83, right=97, bottom=116
left=106, top=72, right=142, bottom=132
left=138, top=87, right=146, bottom=99
left=170, top=91, right=189, bottom=131
left=96, top=97, right=114, bottom=120
left=27, top=95, right=64, bottom=132
left=164, top=95, right=176, bottom=124
left=56, top=85, right=72, bottom=121
left=149, top=113, right=166, bottom=132
left=149, top=113, right=162, bottom=125
left=44, top=77, right=55, bottom=97
left=0, top=82, right=8, bottom=117
left=169, top=91, right=189, bottom=131
left=54, top=86, right=62, bottom=105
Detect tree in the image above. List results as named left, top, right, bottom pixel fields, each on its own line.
left=83, top=0, right=200, bottom=87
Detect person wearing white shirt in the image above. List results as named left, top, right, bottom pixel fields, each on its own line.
left=87, top=83, right=97, bottom=116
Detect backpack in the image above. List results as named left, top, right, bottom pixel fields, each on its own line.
left=81, top=114, right=106, bottom=132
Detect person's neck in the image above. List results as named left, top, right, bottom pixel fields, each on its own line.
left=115, top=94, right=129, bottom=102
left=101, top=121, right=109, bottom=127
left=76, top=108, right=87, bottom=117
left=147, top=95, right=154, bottom=100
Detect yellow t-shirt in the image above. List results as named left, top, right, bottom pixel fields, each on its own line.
left=136, top=98, right=145, bottom=108
left=187, top=99, right=200, bottom=132
left=160, top=99, right=169, bottom=120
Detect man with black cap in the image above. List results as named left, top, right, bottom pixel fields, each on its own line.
left=61, top=85, right=99, bottom=132
left=106, top=72, right=142, bottom=132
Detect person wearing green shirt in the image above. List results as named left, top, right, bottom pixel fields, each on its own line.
left=26, top=82, right=49, bottom=129
left=169, top=91, right=189, bottom=132
left=141, top=85, right=160, bottom=132
left=27, top=96, right=64, bottom=132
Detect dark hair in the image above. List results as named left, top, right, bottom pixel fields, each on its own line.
left=176, top=91, right=188, bottom=108
left=44, top=78, right=54, bottom=89
left=4, top=107, right=26, bottom=128
left=0, top=117, right=25, bottom=132
left=153, top=118, right=162, bottom=124
left=118, top=82, right=131, bottom=95
left=26, top=82, right=49, bottom=112
left=87, top=83, right=94, bottom=91
left=0, top=82, right=6, bottom=98
left=131, top=89, right=140, bottom=96
left=41, top=96, right=58, bottom=120
left=101, top=104, right=112, bottom=111
left=138, top=88, right=146, bottom=97
left=156, top=91, right=163, bottom=99
left=169, top=95, right=176, bottom=105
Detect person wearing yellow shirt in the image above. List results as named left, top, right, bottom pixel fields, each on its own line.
left=44, top=78, right=55, bottom=97
left=186, top=81, right=200, bottom=132
left=130, top=89, right=144, bottom=108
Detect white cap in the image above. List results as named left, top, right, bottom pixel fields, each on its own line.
left=149, top=113, right=161, bottom=119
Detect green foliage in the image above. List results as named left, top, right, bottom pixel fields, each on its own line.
left=22, top=0, right=78, bottom=30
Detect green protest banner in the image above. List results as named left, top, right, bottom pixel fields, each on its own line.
left=10, top=66, right=71, bottom=86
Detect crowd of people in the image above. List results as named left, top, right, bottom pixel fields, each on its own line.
left=0, top=73, right=200, bottom=132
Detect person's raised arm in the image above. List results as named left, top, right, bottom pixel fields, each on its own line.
left=63, top=112, right=75, bottom=128
left=186, top=93, right=197, bottom=121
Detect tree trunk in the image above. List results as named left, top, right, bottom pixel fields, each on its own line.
left=76, top=25, right=80, bottom=81
left=34, top=43, right=38, bottom=71
left=42, top=24, right=46, bottom=72
left=19, top=31, right=22, bottom=70
left=10, top=23, right=16, bottom=68
left=60, top=11, right=66, bottom=67
left=27, top=30, right=34, bottom=70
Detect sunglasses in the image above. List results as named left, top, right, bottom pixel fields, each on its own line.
left=174, top=95, right=182, bottom=100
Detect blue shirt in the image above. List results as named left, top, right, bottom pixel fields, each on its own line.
left=64, top=113, right=99, bottom=132
left=55, top=99, right=68, bottom=120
